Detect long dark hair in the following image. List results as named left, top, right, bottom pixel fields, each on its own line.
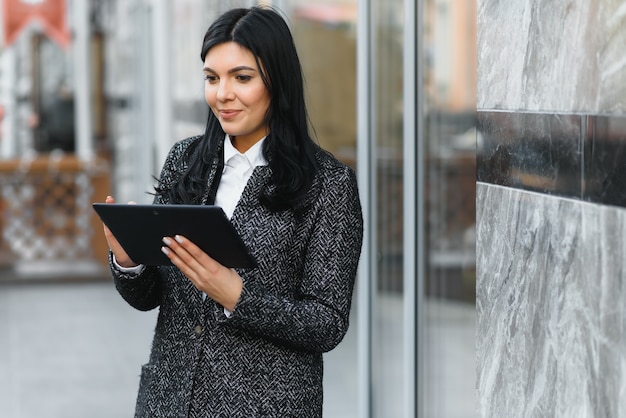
left=159, top=6, right=319, bottom=211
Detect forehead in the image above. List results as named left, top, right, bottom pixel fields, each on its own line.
left=203, top=42, right=257, bottom=68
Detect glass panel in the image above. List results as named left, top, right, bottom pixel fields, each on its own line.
left=422, top=0, right=477, bottom=416
left=371, top=0, right=405, bottom=416
left=286, top=1, right=359, bottom=416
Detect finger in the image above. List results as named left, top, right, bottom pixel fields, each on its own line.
left=172, top=235, right=220, bottom=272
left=162, top=236, right=206, bottom=273
left=161, top=240, right=203, bottom=286
left=102, top=196, right=117, bottom=243
left=161, top=236, right=197, bottom=268
left=161, top=237, right=241, bottom=307
left=162, top=235, right=224, bottom=289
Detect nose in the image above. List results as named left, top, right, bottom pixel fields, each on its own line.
left=216, top=79, right=234, bottom=102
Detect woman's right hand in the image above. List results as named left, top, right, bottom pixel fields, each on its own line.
left=102, top=195, right=139, bottom=268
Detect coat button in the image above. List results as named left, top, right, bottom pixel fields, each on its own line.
left=194, top=325, right=203, bottom=335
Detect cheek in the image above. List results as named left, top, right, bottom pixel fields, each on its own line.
left=253, top=90, right=271, bottom=114
left=204, top=85, right=216, bottom=107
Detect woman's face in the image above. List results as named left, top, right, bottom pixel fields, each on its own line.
left=203, top=42, right=271, bottom=152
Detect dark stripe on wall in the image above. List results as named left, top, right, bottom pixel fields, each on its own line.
left=477, top=111, right=626, bottom=207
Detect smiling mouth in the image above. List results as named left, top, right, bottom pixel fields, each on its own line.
left=219, top=110, right=241, bottom=119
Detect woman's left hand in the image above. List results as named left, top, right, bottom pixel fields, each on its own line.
left=161, top=235, right=243, bottom=311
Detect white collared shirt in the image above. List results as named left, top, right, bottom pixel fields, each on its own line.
left=215, top=134, right=268, bottom=219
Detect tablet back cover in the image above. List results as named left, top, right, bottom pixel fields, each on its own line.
left=93, top=203, right=256, bottom=268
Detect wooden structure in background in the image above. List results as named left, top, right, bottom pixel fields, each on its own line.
left=0, top=155, right=110, bottom=277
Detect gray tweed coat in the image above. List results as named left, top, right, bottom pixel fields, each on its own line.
left=110, top=136, right=363, bottom=418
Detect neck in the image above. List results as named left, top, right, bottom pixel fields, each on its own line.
left=230, top=135, right=264, bottom=153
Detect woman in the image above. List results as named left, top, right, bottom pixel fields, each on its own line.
left=103, top=6, right=363, bottom=418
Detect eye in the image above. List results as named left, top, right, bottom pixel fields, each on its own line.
left=204, top=74, right=218, bottom=83
left=236, top=74, right=252, bottom=82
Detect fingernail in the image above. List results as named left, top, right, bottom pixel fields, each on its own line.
left=161, top=246, right=170, bottom=255
left=175, top=235, right=184, bottom=244
left=162, top=237, right=172, bottom=246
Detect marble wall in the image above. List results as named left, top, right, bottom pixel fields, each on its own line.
left=476, top=184, right=626, bottom=416
left=477, top=0, right=626, bottom=113
left=476, top=0, right=626, bottom=416
left=478, top=113, right=626, bottom=206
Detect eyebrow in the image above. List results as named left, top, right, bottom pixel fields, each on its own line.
left=203, top=66, right=257, bottom=74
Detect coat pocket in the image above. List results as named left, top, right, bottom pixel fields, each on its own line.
left=135, top=364, right=158, bottom=418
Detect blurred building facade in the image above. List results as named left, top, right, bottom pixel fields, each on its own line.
left=0, top=0, right=477, bottom=417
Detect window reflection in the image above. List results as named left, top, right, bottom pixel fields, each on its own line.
left=423, top=0, right=477, bottom=416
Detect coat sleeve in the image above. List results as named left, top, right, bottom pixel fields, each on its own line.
left=219, top=164, right=364, bottom=353
left=110, top=138, right=194, bottom=311
left=110, top=251, right=163, bottom=311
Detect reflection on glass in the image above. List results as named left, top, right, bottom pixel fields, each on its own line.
left=288, top=1, right=359, bottom=416
left=423, top=0, right=477, bottom=416
left=370, top=0, right=405, bottom=415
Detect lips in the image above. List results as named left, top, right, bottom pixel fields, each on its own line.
left=219, top=109, right=241, bottom=119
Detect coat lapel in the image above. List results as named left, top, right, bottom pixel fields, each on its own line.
left=230, top=165, right=272, bottom=228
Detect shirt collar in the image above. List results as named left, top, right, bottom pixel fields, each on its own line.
left=223, top=134, right=268, bottom=167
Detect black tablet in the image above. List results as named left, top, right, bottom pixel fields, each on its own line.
left=93, top=203, right=257, bottom=268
